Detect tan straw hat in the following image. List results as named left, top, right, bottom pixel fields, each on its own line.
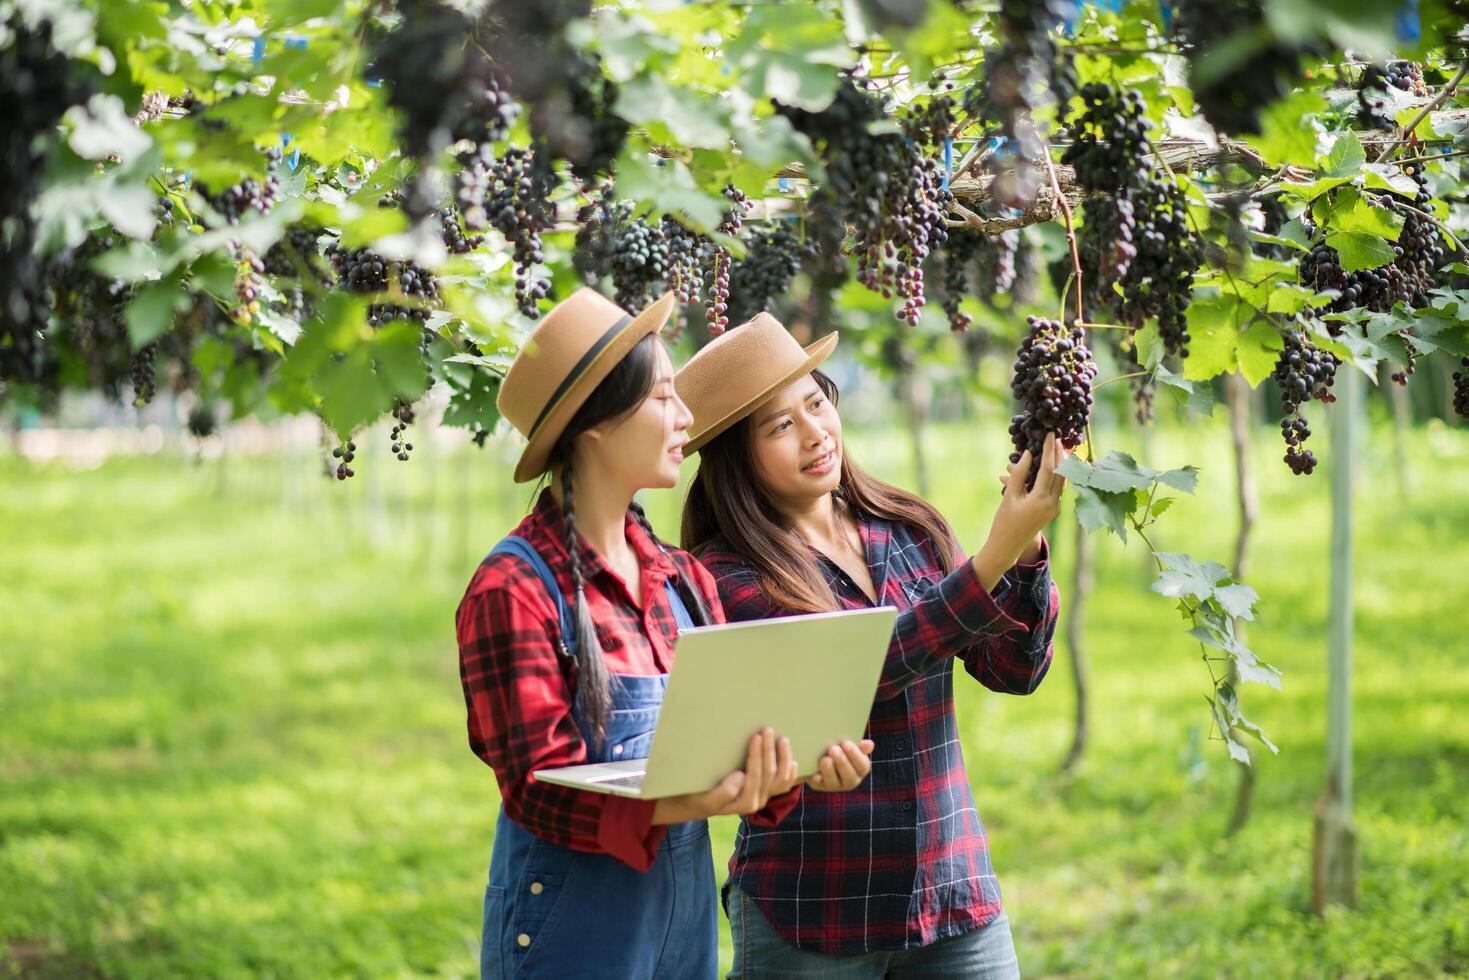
left=675, top=312, right=839, bottom=454
left=497, top=287, right=676, bottom=482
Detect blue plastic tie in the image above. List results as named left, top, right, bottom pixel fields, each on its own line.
left=252, top=35, right=265, bottom=62
left=1396, top=0, right=1421, bottom=42
left=943, top=138, right=953, bottom=192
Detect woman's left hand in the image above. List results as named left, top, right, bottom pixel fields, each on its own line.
left=806, top=739, right=876, bottom=793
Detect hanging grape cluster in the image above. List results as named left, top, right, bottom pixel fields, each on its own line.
left=466, top=143, right=555, bottom=318
left=1271, top=331, right=1339, bottom=475
left=778, top=77, right=955, bottom=325
left=1357, top=61, right=1429, bottom=130
left=331, top=440, right=358, bottom=480
left=1007, top=317, right=1096, bottom=488
left=201, top=147, right=283, bottom=224
left=938, top=229, right=981, bottom=332
left=390, top=400, right=416, bottom=461
left=1066, top=84, right=1201, bottom=358
left=968, top=0, right=1078, bottom=207
left=1299, top=167, right=1447, bottom=316
left=0, top=10, right=90, bottom=387
left=1173, top=0, right=1316, bottom=135
left=1454, top=359, right=1469, bottom=419
left=706, top=185, right=751, bottom=334
left=726, top=223, right=802, bottom=326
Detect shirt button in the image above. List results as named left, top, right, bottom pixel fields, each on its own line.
left=530, top=882, right=544, bottom=895
left=895, top=740, right=907, bottom=752
left=902, top=801, right=913, bottom=813
left=517, top=934, right=531, bottom=948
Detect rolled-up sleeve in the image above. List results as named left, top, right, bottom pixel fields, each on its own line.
left=958, top=536, right=1059, bottom=695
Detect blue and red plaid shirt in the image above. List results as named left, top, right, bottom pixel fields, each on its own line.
left=456, top=490, right=799, bottom=873
left=699, top=507, right=1059, bottom=954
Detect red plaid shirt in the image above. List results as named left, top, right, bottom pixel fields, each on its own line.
left=699, top=508, right=1059, bottom=954
left=456, top=490, right=797, bottom=873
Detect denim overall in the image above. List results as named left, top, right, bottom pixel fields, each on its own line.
left=479, top=536, right=717, bottom=980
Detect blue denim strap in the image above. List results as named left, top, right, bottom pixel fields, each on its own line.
left=489, top=535, right=578, bottom=658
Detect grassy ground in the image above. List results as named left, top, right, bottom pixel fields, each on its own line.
left=2, top=415, right=1467, bottom=978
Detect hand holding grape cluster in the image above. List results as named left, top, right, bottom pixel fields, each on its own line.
left=1007, top=316, right=1096, bottom=490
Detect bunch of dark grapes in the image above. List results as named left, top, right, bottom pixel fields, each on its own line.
left=390, top=400, right=416, bottom=461
left=1271, top=331, right=1338, bottom=475
left=610, top=212, right=671, bottom=312
left=1117, top=177, right=1200, bottom=358
left=369, top=0, right=525, bottom=216
left=43, top=236, right=134, bottom=401
left=971, top=228, right=1026, bottom=303
left=1390, top=348, right=1416, bottom=386
left=554, top=50, right=628, bottom=181
left=1007, top=317, right=1096, bottom=488
left=1063, top=84, right=1149, bottom=188
left=438, top=206, right=484, bottom=254
left=1357, top=61, right=1428, bottom=129
left=1454, top=359, right=1469, bottom=419
left=1, top=10, right=90, bottom=385
left=454, top=65, right=520, bottom=147
left=331, top=440, right=357, bottom=480
left=203, top=147, right=283, bottom=224
left=1172, top=0, right=1316, bottom=135
left=938, top=229, right=983, bottom=332
left=1299, top=167, right=1446, bottom=315
left=706, top=185, right=751, bottom=334
left=482, top=144, right=555, bottom=318
left=263, top=226, right=326, bottom=278
left=789, top=81, right=955, bottom=325
left=326, top=245, right=439, bottom=327
left=776, top=78, right=883, bottom=294
left=1065, top=85, right=1146, bottom=298
left=572, top=189, right=668, bottom=310
left=1065, top=84, right=1199, bottom=356
left=967, top=0, right=1077, bottom=207
left=661, top=216, right=709, bottom=307
left=129, top=343, right=158, bottom=407
left=726, top=223, right=802, bottom=326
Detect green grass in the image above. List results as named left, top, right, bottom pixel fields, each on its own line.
left=2, top=415, right=1468, bottom=978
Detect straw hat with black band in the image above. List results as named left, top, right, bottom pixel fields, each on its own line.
left=497, top=287, right=677, bottom=483
left=675, top=312, right=839, bottom=454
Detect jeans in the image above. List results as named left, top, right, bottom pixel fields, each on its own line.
left=726, top=884, right=1021, bottom=979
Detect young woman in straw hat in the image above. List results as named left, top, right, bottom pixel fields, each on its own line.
left=676, top=312, right=1066, bottom=978
left=456, top=289, right=872, bottom=980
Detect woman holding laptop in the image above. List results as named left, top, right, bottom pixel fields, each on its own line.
left=677, top=313, right=1066, bottom=978
left=456, top=289, right=873, bottom=980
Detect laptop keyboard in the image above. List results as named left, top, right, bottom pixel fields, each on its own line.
left=592, top=772, right=645, bottom=790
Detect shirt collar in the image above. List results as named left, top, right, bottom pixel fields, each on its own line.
left=530, top=488, right=677, bottom=584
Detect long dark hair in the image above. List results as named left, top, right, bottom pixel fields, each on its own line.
left=681, top=369, right=958, bottom=614
left=547, top=332, right=712, bottom=742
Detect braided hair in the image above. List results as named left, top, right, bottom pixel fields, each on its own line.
left=548, top=333, right=712, bottom=743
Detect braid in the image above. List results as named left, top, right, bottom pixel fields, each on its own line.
left=629, top=503, right=714, bottom=628
left=561, top=451, right=613, bottom=743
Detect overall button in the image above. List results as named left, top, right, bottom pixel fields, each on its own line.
left=517, top=934, right=531, bottom=948
left=530, top=882, right=544, bottom=895
left=613, top=745, right=624, bottom=756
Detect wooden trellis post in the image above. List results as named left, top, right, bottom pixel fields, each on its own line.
left=1313, top=366, right=1361, bottom=912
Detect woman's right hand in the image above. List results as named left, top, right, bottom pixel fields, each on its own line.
left=651, top=728, right=797, bottom=825
left=973, top=431, right=1068, bottom=589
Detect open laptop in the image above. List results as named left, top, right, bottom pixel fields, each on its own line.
left=532, top=606, right=897, bottom=800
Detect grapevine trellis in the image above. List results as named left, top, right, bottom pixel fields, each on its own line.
left=4, top=0, right=1469, bottom=911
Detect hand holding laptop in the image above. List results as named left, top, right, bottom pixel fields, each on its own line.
left=652, top=728, right=800, bottom=824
